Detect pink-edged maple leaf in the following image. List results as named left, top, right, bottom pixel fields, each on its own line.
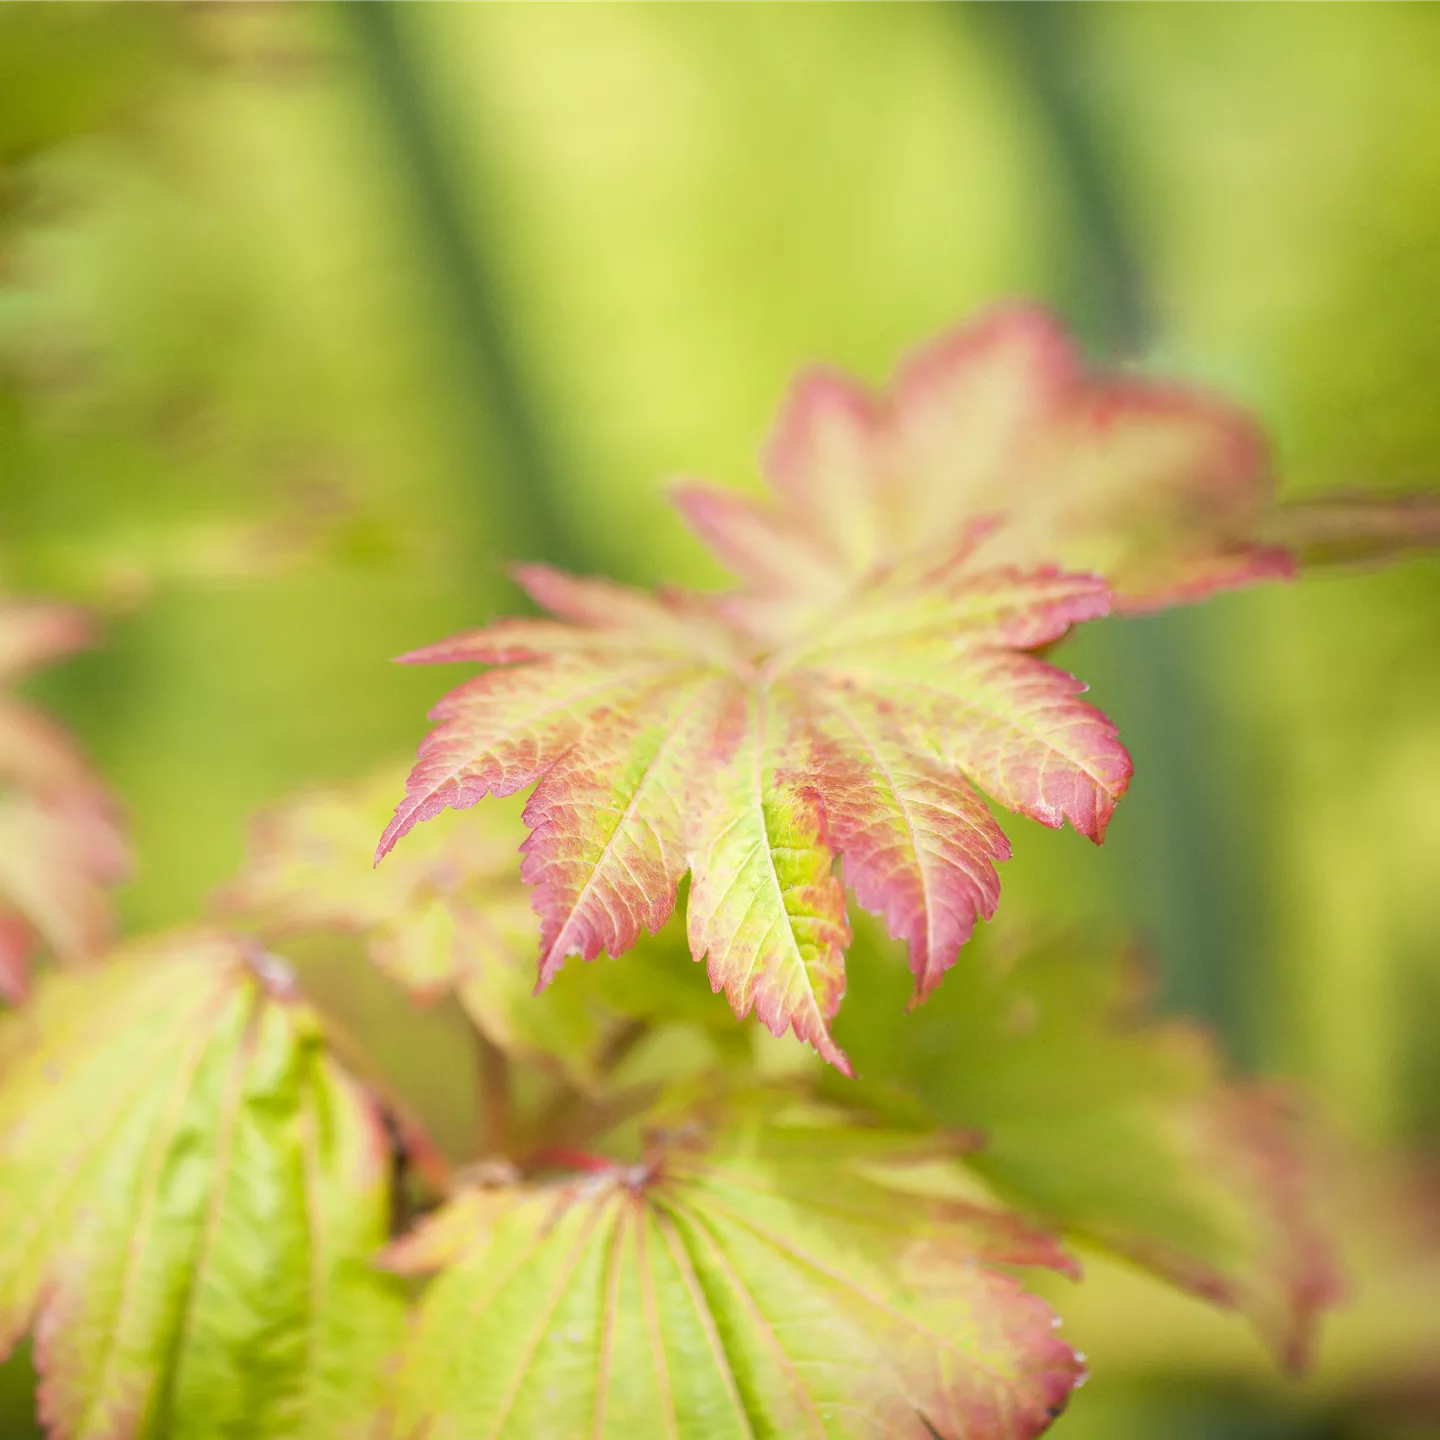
left=672, top=305, right=1291, bottom=631
left=0, top=598, right=128, bottom=1004
left=381, top=518, right=1130, bottom=1072
left=675, top=305, right=1439, bottom=635
left=383, top=1093, right=1084, bottom=1440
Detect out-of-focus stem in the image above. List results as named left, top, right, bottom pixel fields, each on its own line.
left=473, top=1026, right=512, bottom=1158
left=305, top=1002, right=452, bottom=1196
left=971, top=1, right=1256, bottom=1064
left=972, top=1, right=1148, bottom=358
left=513, top=1018, right=652, bottom=1166
left=341, top=0, right=582, bottom=573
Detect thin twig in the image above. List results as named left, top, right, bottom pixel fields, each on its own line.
left=341, top=0, right=582, bottom=573
left=513, top=1017, right=653, bottom=1164
left=473, top=1025, right=513, bottom=1158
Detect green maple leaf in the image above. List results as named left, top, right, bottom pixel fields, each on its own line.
left=382, top=1096, right=1083, bottom=1440
left=833, top=929, right=1344, bottom=1371
left=0, top=597, right=128, bottom=1005
left=218, top=768, right=608, bottom=1088
left=0, top=930, right=406, bottom=1439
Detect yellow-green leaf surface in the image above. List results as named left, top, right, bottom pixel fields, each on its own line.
left=0, top=930, right=406, bottom=1439
left=219, top=769, right=605, bottom=1084
left=834, top=932, right=1342, bottom=1371
left=384, top=1102, right=1083, bottom=1439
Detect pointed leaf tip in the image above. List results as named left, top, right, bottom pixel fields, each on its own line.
left=374, top=809, right=411, bottom=863
left=0, top=599, right=94, bottom=683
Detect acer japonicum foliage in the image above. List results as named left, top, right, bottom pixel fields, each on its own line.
left=384, top=1102, right=1084, bottom=1439
left=0, top=599, right=128, bottom=1006
left=0, top=306, right=1436, bottom=1439
left=0, top=937, right=404, bottom=1439
left=376, top=305, right=1428, bottom=1069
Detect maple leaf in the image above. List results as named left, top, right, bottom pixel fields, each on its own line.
left=218, top=769, right=606, bottom=1086
left=381, top=531, right=1131, bottom=1072
left=382, top=1096, right=1083, bottom=1440
left=671, top=306, right=1292, bottom=629
left=0, top=930, right=406, bottom=1439
left=832, top=929, right=1343, bottom=1372
left=674, top=306, right=1440, bottom=630
left=0, top=597, right=129, bottom=1005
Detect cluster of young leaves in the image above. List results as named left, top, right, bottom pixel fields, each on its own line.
left=0, top=597, right=128, bottom=1004
left=2, top=308, right=1435, bottom=1440
left=231, top=775, right=1341, bottom=1377
left=2, top=754, right=1319, bottom=1440
left=0, top=760, right=1355, bottom=1436
left=0, top=921, right=1099, bottom=1439
left=0, top=908, right=1347, bottom=1439
left=380, top=306, right=1439, bottom=1068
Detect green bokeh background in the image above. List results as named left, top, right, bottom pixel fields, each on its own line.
left=1, top=4, right=1437, bottom=1436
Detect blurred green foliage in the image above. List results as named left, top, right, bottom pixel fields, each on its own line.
left=1, top=4, right=1437, bottom=1436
